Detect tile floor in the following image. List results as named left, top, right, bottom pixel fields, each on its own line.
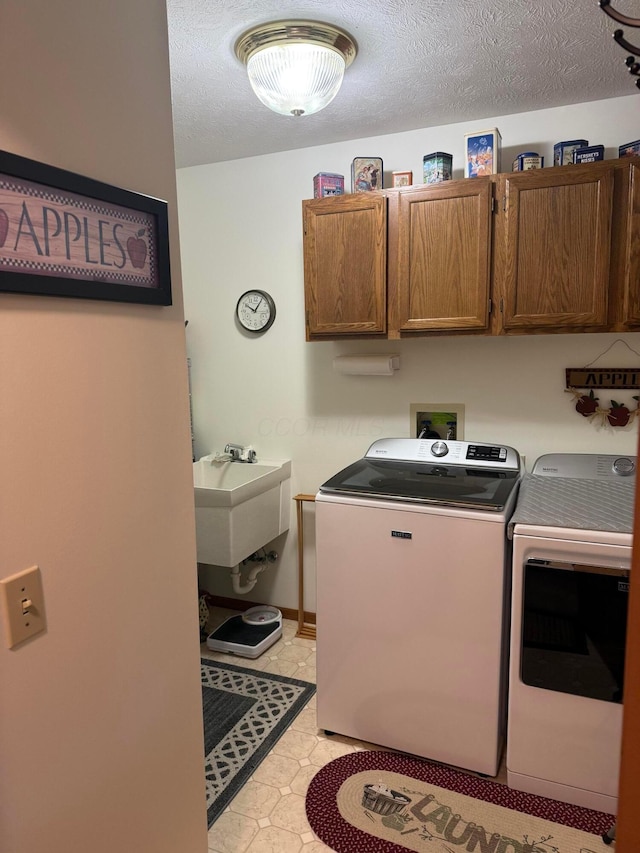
left=201, top=606, right=508, bottom=853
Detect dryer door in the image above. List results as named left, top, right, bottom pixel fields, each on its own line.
left=521, top=558, right=629, bottom=703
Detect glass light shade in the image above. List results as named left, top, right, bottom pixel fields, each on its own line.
left=246, top=43, right=346, bottom=116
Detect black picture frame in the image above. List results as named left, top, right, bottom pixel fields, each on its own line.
left=0, top=150, right=171, bottom=305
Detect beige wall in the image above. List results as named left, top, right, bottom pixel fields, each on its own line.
left=0, top=3, right=207, bottom=852
left=177, top=94, right=640, bottom=613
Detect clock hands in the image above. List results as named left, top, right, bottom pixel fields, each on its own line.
left=249, top=298, right=265, bottom=313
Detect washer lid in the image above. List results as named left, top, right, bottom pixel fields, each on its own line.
left=319, top=456, right=521, bottom=511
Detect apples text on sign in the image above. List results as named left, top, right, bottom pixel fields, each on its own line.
left=0, top=178, right=157, bottom=288
left=565, top=368, right=640, bottom=390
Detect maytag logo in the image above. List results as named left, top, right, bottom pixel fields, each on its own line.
left=541, top=466, right=559, bottom=473
left=391, top=530, right=412, bottom=539
left=619, top=581, right=630, bottom=593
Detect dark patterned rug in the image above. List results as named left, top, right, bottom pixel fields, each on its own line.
left=201, top=658, right=315, bottom=828
left=306, top=751, right=615, bottom=853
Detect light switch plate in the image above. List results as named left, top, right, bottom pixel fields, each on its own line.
left=0, top=565, right=46, bottom=648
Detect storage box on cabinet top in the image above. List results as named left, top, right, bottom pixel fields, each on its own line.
left=619, top=139, right=640, bottom=158
left=423, top=152, right=452, bottom=184
left=572, top=145, right=604, bottom=164
left=553, top=139, right=589, bottom=166
left=392, top=170, right=413, bottom=187
left=464, top=129, right=501, bottom=178
left=351, top=158, right=383, bottom=193
left=313, top=173, right=344, bottom=198
left=512, top=152, right=544, bottom=171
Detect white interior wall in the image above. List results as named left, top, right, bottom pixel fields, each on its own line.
left=178, top=94, right=640, bottom=614
left=0, top=3, right=207, bottom=852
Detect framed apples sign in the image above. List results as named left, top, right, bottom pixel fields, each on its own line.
left=0, top=150, right=171, bottom=305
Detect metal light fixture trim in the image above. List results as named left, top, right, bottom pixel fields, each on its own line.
left=234, top=20, right=357, bottom=117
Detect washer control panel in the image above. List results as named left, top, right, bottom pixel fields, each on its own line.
left=365, top=438, right=521, bottom=470
left=466, top=444, right=508, bottom=462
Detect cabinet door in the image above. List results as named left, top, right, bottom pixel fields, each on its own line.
left=615, top=160, right=640, bottom=327
left=389, top=180, right=493, bottom=334
left=496, top=164, right=613, bottom=331
left=303, top=193, right=386, bottom=339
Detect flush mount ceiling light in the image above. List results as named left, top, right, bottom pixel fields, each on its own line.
left=234, top=20, right=357, bottom=117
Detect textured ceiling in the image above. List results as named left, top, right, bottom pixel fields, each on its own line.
left=166, top=0, right=637, bottom=168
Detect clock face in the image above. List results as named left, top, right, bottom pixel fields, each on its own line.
left=236, top=289, right=276, bottom=333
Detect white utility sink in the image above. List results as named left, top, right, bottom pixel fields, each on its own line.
left=193, top=458, right=291, bottom=567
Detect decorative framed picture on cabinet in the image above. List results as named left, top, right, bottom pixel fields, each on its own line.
left=351, top=158, right=383, bottom=193
left=392, top=171, right=412, bottom=187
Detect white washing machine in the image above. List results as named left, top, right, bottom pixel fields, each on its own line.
left=507, top=453, right=635, bottom=814
left=315, top=438, right=522, bottom=777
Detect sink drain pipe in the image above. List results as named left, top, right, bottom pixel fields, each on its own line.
left=230, top=549, right=278, bottom=595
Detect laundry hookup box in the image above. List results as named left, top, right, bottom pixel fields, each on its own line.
left=464, top=128, right=501, bottom=178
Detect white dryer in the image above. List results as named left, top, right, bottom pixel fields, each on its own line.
left=507, top=453, right=635, bottom=814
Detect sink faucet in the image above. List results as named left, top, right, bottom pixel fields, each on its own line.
left=224, top=443, right=244, bottom=460
left=224, top=443, right=257, bottom=463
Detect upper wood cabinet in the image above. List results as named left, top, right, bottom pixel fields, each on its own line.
left=303, top=193, right=387, bottom=339
left=301, top=158, right=640, bottom=340
left=610, top=159, right=640, bottom=330
left=387, top=179, right=493, bottom=334
left=493, top=163, right=614, bottom=332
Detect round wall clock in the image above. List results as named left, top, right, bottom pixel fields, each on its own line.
left=236, top=289, right=276, bottom=333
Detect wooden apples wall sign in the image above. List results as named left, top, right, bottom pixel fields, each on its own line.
left=0, top=150, right=171, bottom=305
left=565, top=367, right=640, bottom=428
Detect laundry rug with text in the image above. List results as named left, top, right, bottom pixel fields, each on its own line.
left=305, top=750, right=615, bottom=853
